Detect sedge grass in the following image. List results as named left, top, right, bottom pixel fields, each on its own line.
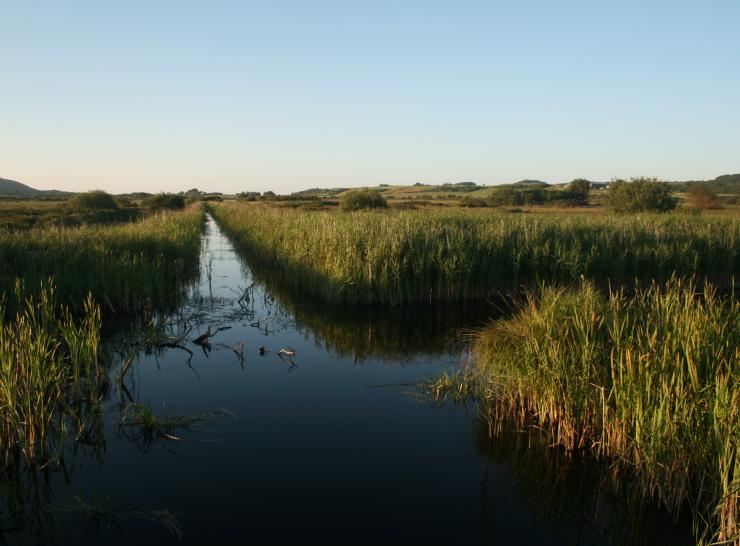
left=446, top=280, right=739, bottom=544
left=0, top=283, right=103, bottom=465
left=0, top=206, right=205, bottom=314
left=210, top=203, right=738, bottom=304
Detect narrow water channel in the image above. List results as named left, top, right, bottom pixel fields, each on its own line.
left=4, top=216, right=693, bottom=545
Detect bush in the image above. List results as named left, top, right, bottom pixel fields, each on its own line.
left=565, top=178, right=590, bottom=206
left=144, top=193, right=186, bottom=211
left=486, top=186, right=545, bottom=207
left=339, top=190, right=388, bottom=211
left=69, top=190, right=119, bottom=211
left=605, top=177, right=677, bottom=213
left=459, top=196, right=488, bottom=208
left=486, top=186, right=519, bottom=206
left=686, top=184, right=721, bottom=209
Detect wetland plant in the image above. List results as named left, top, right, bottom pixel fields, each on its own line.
left=0, top=205, right=205, bottom=314
left=210, top=203, right=738, bottom=304
left=0, top=283, right=103, bottom=465
left=445, top=280, right=739, bottom=544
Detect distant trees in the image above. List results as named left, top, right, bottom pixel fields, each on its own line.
left=686, top=183, right=721, bottom=209
left=487, top=186, right=546, bottom=206
left=459, top=196, right=488, bottom=208
left=606, top=177, right=677, bottom=213
left=567, top=179, right=590, bottom=206
left=236, top=191, right=260, bottom=201
left=144, top=193, right=186, bottom=211
left=339, top=189, right=388, bottom=211
left=69, top=190, right=119, bottom=211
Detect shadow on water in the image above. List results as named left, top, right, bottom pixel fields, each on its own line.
left=0, top=215, right=696, bottom=545
left=462, top=407, right=695, bottom=546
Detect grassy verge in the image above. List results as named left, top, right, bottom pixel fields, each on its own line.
left=0, top=205, right=205, bottom=314
left=436, top=280, right=738, bottom=544
left=210, top=203, right=738, bottom=304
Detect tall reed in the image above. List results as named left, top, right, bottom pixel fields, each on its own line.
left=467, top=280, right=739, bottom=544
left=0, top=283, right=103, bottom=464
left=0, top=206, right=205, bottom=314
left=211, top=203, right=738, bottom=304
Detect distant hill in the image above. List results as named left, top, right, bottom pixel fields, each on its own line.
left=0, top=177, right=72, bottom=197
left=673, top=174, right=740, bottom=195
left=513, top=179, right=549, bottom=187
left=0, top=177, right=41, bottom=195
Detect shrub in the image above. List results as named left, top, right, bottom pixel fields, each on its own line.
left=686, top=183, right=721, bottom=209
left=144, top=193, right=186, bottom=211
left=339, top=190, right=388, bottom=211
left=565, top=178, right=590, bottom=206
left=459, top=196, right=488, bottom=208
left=69, top=190, right=119, bottom=211
left=486, top=186, right=520, bottom=206
left=605, top=177, right=677, bottom=213
left=487, top=186, right=545, bottom=206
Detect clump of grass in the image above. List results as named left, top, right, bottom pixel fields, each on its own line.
left=0, top=283, right=103, bottom=465
left=53, top=494, right=184, bottom=540
left=118, top=403, right=233, bottom=451
left=0, top=206, right=205, bottom=314
left=470, top=279, right=739, bottom=544
left=210, top=203, right=738, bottom=304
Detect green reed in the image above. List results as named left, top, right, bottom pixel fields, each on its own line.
left=457, top=280, right=739, bottom=544
left=0, top=283, right=103, bottom=464
left=0, top=206, right=205, bottom=314
left=210, top=203, right=738, bottom=304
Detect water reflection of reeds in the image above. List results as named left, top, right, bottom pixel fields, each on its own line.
left=468, top=411, right=694, bottom=546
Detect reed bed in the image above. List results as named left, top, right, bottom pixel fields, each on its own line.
left=210, top=203, right=738, bottom=304
left=0, top=206, right=205, bottom=314
left=460, top=280, right=739, bottom=544
left=0, top=284, right=103, bottom=465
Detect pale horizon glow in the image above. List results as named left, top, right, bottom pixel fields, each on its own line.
left=1, top=1, right=739, bottom=194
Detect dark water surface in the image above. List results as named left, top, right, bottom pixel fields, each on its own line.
left=3, top=217, right=693, bottom=546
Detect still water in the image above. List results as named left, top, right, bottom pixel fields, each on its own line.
left=2, top=217, right=692, bottom=545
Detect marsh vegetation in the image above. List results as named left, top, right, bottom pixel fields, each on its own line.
left=0, top=189, right=737, bottom=544
left=433, top=280, right=739, bottom=543
left=211, top=203, right=738, bottom=304
left=0, top=206, right=204, bottom=313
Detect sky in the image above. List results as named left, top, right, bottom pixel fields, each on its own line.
left=1, top=0, right=739, bottom=194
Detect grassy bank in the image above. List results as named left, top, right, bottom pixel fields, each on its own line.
left=210, top=203, right=738, bottom=304
left=440, top=281, right=738, bottom=544
left=0, top=206, right=204, bottom=314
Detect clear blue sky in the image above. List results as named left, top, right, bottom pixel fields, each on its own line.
left=1, top=0, right=738, bottom=194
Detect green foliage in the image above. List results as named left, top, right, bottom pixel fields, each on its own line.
left=144, top=193, right=186, bottom=211
left=0, top=283, right=102, bottom=464
left=606, top=177, right=678, bottom=213
left=0, top=207, right=205, bottom=313
left=473, top=281, right=739, bottom=544
left=486, top=186, right=547, bottom=206
left=566, top=178, right=590, bottom=205
left=459, top=196, right=488, bottom=207
left=486, top=185, right=520, bottom=206
left=236, top=191, right=260, bottom=201
left=69, top=190, right=119, bottom=211
left=438, top=182, right=479, bottom=193
left=210, top=204, right=739, bottom=304
left=339, top=189, right=388, bottom=211
left=687, top=183, right=721, bottom=209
